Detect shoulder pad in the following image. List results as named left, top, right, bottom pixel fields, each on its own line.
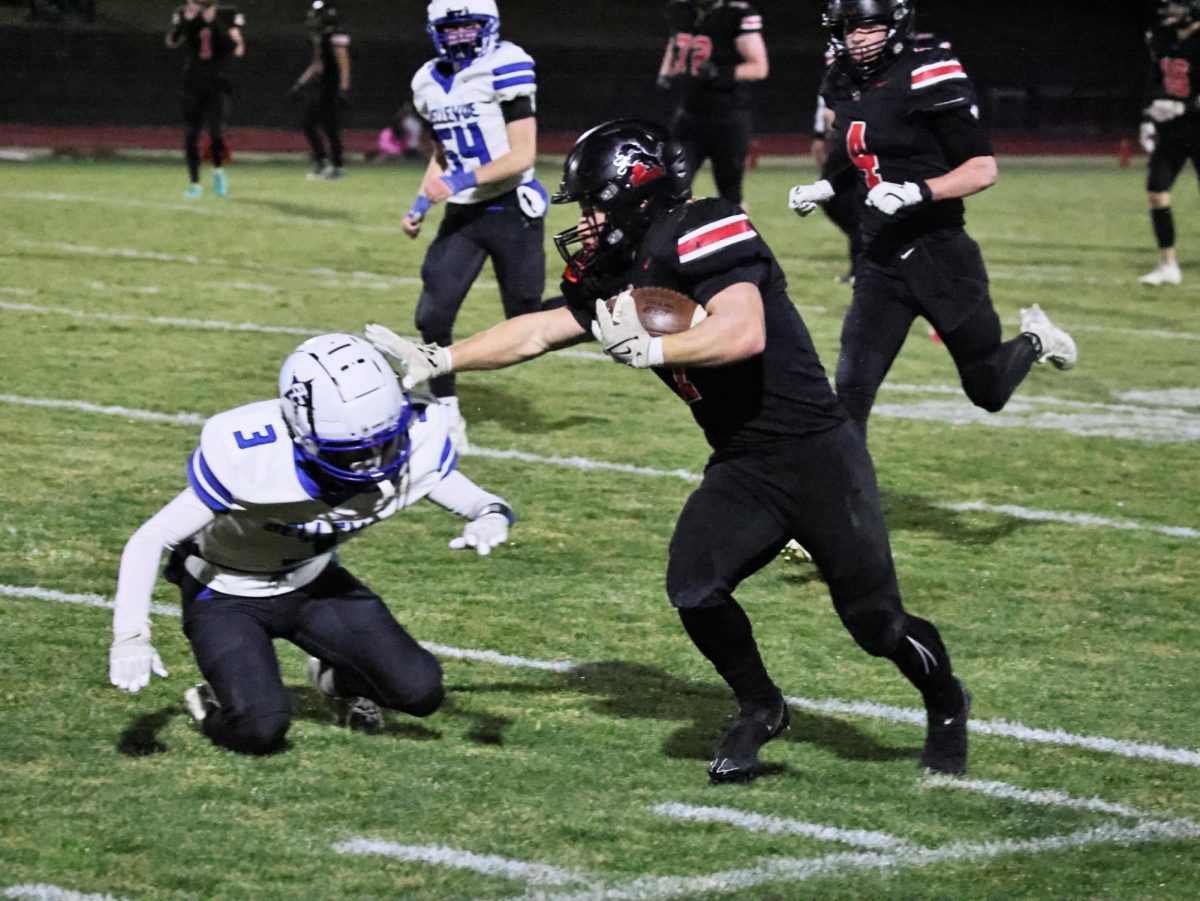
left=674, top=199, right=763, bottom=276
left=490, top=42, right=536, bottom=99
left=907, top=48, right=976, bottom=113
left=191, top=400, right=296, bottom=511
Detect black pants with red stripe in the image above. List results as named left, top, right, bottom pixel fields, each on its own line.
left=177, top=560, right=443, bottom=754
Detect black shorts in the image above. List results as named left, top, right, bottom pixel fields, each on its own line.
left=1146, top=119, right=1200, bottom=192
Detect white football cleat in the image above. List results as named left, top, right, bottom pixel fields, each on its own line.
left=184, top=682, right=219, bottom=723
left=305, top=656, right=383, bottom=733
left=1019, top=303, right=1077, bottom=371
left=1138, top=261, right=1182, bottom=286
left=780, top=539, right=813, bottom=563
left=446, top=411, right=469, bottom=452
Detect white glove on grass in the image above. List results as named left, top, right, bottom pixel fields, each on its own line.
left=449, top=510, right=511, bottom=556
left=109, top=632, right=168, bottom=692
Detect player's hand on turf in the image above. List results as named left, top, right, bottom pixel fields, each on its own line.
left=449, top=509, right=511, bottom=556
left=109, top=632, right=168, bottom=692
left=592, top=292, right=660, bottom=369
left=864, top=180, right=931, bottom=217
left=364, top=324, right=451, bottom=390
left=1139, top=121, right=1157, bottom=155
left=787, top=179, right=834, bottom=217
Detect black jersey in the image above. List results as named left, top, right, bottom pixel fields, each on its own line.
left=665, top=0, right=762, bottom=116
left=563, top=198, right=845, bottom=452
left=171, top=6, right=243, bottom=81
left=822, top=41, right=992, bottom=253
left=314, top=30, right=350, bottom=91
left=1145, top=25, right=1200, bottom=123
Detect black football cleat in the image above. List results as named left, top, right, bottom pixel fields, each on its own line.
left=920, top=679, right=971, bottom=775
left=708, top=695, right=790, bottom=785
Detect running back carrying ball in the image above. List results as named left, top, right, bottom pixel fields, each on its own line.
left=608, top=286, right=708, bottom=336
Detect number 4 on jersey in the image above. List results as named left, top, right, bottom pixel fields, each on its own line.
left=847, top=120, right=882, bottom=189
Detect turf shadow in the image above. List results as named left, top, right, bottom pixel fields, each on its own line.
left=880, top=491, right=1029, bottom=546
left=235, top=197, right=353, bottom=222
left=117, top=706, right=175, bottom=756
left=459, top=381, right=606, bottom=434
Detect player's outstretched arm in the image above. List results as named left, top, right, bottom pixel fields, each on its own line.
left=427, top=471, right=515, bottom=557
left=110, top=489, right=214, bottom=692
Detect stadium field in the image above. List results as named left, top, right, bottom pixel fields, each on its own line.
left=1, top=155, right=1198, bottom=900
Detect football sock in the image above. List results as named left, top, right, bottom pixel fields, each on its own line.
left=1151, top=207, right=1175, bottom=250
left=438, top=395, right=461, bottom=414
left=889, top=615, right=959, bottom=714
left=678, top=600, right=779, bottom=710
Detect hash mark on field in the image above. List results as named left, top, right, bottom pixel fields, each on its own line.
left=6, top=583, right=1200, bottom=769
left=4, top=392, right=1196, bottom=539
left=650, top=803, right=913, bottom=850
left=924, top=775, right=1164, bottom=820
left=332, top=839, right=589, bottom=887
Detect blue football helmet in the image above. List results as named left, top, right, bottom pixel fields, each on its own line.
left=279, top=334, right=413, bottom=485
left=426, top=0, right=500, bottom=63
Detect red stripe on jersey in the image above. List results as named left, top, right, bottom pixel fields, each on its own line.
left=677, top=216, right=753, bottom=258
left=911, top=62, right=964, bottom=86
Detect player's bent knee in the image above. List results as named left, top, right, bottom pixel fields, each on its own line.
left=379, top=652, right=444, bottom=717
left=839, top=607, right=906, bottom=658
left=220, top=709, right=291, bottom=755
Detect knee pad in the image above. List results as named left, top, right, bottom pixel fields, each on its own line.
left=840, top=606, right=906, bottom=658
left=666, top=562, right=730, bottom=611
left=413, top=291, right=456, bottom=342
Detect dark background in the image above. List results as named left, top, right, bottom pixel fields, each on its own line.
left=0, top=1, right=1159, bottom=139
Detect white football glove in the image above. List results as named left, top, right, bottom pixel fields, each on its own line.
left=364, top=323, right=452, bottom=390
left=449, top=509, right=511, bottom=556
left=864, top=180, right=931, bottom=217
left=1147, top=98, right=1186, bottom=123
left=787, top=179, right=835, bottom=216
left=591, top=292, right=662, bottom=369
left=109, top=632, right=168, bottom=693
left=1140, top=121, right=1157, bottom=155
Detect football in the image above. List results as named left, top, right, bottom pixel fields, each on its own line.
left=609, top=287, right=708, bottom=337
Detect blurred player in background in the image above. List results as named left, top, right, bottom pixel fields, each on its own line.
left=657, top=0, right=768, bottom=209
left=291, top=0, right=351, bottom=181
left=108, top=334, right=516, bottom=755
left=165, top=0, right=244, bottom=199
left=403, top=0, right=546, bottom=451
left=788, top=0, right=1076, bottom=435
left=367, top=120, right=973, bottom=785
left=1138, top=0, right=1200, bottom=285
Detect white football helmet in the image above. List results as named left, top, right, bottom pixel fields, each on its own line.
left=427, top=0, right=500, bottom=62
left=279, top=333, right=413, bottom=485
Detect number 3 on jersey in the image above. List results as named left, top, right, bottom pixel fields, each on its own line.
left=846, top=121, right=882, bottom=189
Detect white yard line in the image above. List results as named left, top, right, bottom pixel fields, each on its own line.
left=332, top=839, right=589, bottom=887
left=5, top=583, right=1199, bottom=769
left=649, top=803, right=913, bottom=850
left=3, top=392, right=1195, bottom=538
left=3, top=886, right=129, bottom=901
left=514, top=818, right=1200, bottom=901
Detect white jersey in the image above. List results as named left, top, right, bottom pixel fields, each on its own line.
left=412, top=40, right=537, bottom=205
left=184, top=399, right=458, bottom=596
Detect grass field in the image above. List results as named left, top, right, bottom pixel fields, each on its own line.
left=1, top=154, right=1198, bottom=900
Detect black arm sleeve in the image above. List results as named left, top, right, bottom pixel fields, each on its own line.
left=500, top=96, right=535, bottom=123
left=922, top=107, right=994, bottom=168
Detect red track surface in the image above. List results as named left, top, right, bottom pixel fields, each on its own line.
left=0, top=124, right=1135, bottom=159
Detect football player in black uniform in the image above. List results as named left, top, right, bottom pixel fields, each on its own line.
left=657, top=0, right=768, bottom=208
left=165, top=0, right=245, bottom=199
left=291, top=1, right=351, bottom=181
left=1138, top=0, right=1200, bottom=285
left=366, top=120, right=973, bottom=784
left=788, top=0, right=1076, bottom=434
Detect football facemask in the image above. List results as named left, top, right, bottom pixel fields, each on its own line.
left=426, top=1, right=499, bottom=62
left=280, top=334, right=414, bottom=486
left=823, top=0, right=913, bottom=80
left=1159, top=1, right=1200, bottom=27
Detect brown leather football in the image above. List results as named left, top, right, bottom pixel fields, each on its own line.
left=607, top=287, right=707, bottom=337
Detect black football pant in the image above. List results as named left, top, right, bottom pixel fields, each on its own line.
left=302, top=92, right=345, bottom=170
left=178, top=561, right=443, bottom=755
left=181, top=82, right=230, bottom=183
left=668, top=422, right=957, bottom=710
left=673, top=109, right=752, bottom=206
left=837, top=227, right=1037, bottom=432
left=415, top=197, right=545, bottom=398
left=1145, top=120, right=1200, bottom=193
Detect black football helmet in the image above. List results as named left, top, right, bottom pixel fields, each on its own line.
left=306, top=0, right=338, bottom=32
left=1159, top=1, right=1200, bottom=27
left=824, top=0, right=914, bottom=81
left=551, top=120, right=690, bottom=265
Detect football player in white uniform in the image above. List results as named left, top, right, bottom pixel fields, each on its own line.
left=108, top=333, right=515, bottom=755
left=404, top=0, right=547, bottom=451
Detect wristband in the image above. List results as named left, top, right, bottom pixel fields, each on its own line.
left=440, top=169, right=478, bottom=195
left=477, top=502, right=516, bottom=525
left=647, top=336, right=665, bottom=368
left=917, top=180, right=933, bottom=204
left=408, top=194, right=431, bottom=220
